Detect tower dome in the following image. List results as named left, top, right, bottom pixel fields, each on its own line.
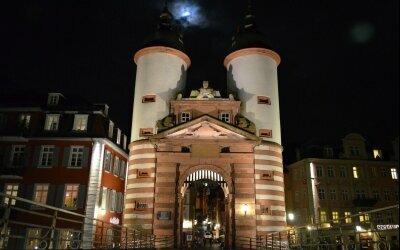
left=230, top=4, right=273, bottom=53
left=141, top=5, right=185, bottom=52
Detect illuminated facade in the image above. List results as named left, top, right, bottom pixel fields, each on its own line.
left=124, top=5, right=286, bottom=248
left=285, top=133, right=399, bottom=243
left=0, top=93, right=128, bottom=249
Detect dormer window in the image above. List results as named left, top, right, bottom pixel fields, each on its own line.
left=48, top=93, right=61, bottom=105
left=116, top=129, right=121, bottom=144
left=180, top=112, right=191, bottom=123
left=19, top=114, right=31, bottom=128
left=373, top=149, right=383, bottom=159
left=220, top=112, right=231, bottom=123
left=350, top=146, right=360, bottom=156
left=73, top=114, right=88, bottom=131
left=44, top=114, right=60, bottom=131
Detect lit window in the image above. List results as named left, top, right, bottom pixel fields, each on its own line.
left=342, top=189, right=349, bottom=201
left=373, top=149, right=383, bottom=159
left=353, top=166, right=358, bottom=179
left=44, top=114, right=60, bottom=131
left=339, top=167, right=346, bottom=177
left=69, top=146, right=83, bottom=167
left=344, top=212, right=352, bottom=223
left=33, top=184, right=49, bottom=205
left=73, top=114, right=88, bottom=131
left=391, top=168, right=398, bottom=180
left=318, top=188, right=325, bottom=200
left=327, top=166, right=334, bottom=177
left=181, top=112, right=191, bottom=122
left=108, top=121, right=114, bottom=138
left=58, top=230, right=78, bottom=249
left=113, top=156, right=120, bottom=176
left=220, top=112, right=230, bottom=123
left=39, top=146, right=54, bottom=167
left=104, top=150, right=112, bottom=172
left=316, top=165, right=323, bottom=177
left=359, top=213, right=369, bottom=222
left=332, top=211, right=339, bottom=223
left=330, top=189, right=337, bottom=200
left=64, top=184, right=79, bottom=209
left=320, top=211, right=327, bottom=222
left=19, top=114, right=31, bottom=128
left=26, top=228, right=41, bottom=249
left=3, top=183, right=19, bottom=205
left=10, top=145, right=25, bottom=167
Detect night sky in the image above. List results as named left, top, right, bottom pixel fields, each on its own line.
left=1, top=1, right=398, bottom=156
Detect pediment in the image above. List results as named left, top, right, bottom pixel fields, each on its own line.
left=152, top=115, right=260, bottom=141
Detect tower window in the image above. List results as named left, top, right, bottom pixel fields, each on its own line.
left=260, top=170, right=274, bottom=180
left=139, top=128, right=154, bottom=136
left=259, top=129, right=272, bottom=138
left=142, top=95, right=156, bottom=103
left=257, top=96, right=271, bottom=105
left=180, top=112, right=191, bottom=123
left=137, top=170, right=150, bottom=178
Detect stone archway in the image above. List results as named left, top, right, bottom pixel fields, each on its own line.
left=176, top=165, right=234, bottom=248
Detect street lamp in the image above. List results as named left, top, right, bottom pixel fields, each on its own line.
left=288, top=213, right=295, bottom=221
left=242, top=204, right=249, bottom=216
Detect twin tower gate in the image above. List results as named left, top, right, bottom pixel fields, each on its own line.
left=124, top=140, right=286, bottom=248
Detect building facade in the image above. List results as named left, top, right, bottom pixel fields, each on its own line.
left=124, top=5, right=286, bottom=248
left=0, top=93, right=128, bottom=249
left=285, top=133, right=399, bottom=245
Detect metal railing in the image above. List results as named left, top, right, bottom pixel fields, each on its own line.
left=235, top=204, right=399, bottom=250
left=0, top=192, right=174, bottom=249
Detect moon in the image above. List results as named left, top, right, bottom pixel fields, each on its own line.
left=170, top=1, right=207, bottom=28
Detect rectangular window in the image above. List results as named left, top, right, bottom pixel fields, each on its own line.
left=384, top=191, right=390, bottom=201
left=64, top=184, right=79, bottom=209
left=69, top=146, right=83, bottom=167
left=58, top=230, right=78, bottom=249
left=320, top=211, right=327, bottom=222
left=109, top=190, right=116, bottom=212
left=332, top=211, right=339, bottom=223
left=323, top=146, right=334, bottom=158
left=39, top=146, right=54, bottom=167
left=327, top=166, right=334, bottom=177
left=138, top=170, right=150, bottom=178
left=44, top=114, right=60, bottom=131
left=135, top=201, right=147, bottom=210
left=33, top=184, right=49, bottom=205
left=339, top=167, right=346, bottom=177
left=257, top=96, right=271, bottom=105
left=19, top=114, right=31, bottom=128
left=139, top=128, right=154, bottom=136
left=259, top=129, right=272, bottom=138
left=371, top=167, right=377, bottom=177
left=344, top=212, right=352, bottom=223
left=181, top=112, right=191, bottom=122
left=391, top=168, right=398, bottom=180
left=353, top=166, right=359, bottom=179
left=119, top=160, right=126, bottom=179
left=373, top=149, right=383, bottom=159
left=330, top=189, right=337, bottom=200
left=342, top=189, right=349, bottom=201
left=3, top=183, right=19, bottom=205
left=108, top=121, right=114, bottom=138
left=220, top=112, right=231, bottom=123
left=355, top=189, right=366, bottom=199
left=100, top=187, right=108, bottom=210
left=73, top=114, right=88, bottom=131
left=350, top=146, right=360, bottom=156
left=359, top=213, right=370, bottom=222
left=104, top=150, right=112, bottom=172
left=142, top=94, right=156, bottom=103
left=26, top=228, right=41, bottom=249
left=11, top=145, right=25, bottom=167
left=381, top=168, right=388, bottom=177
left=113, top=156, right=120, bottom=176
left=123, top=135, right=127, bottom=150
left=373, top=190, right=380, bottom=200
left=316, top=165, right=323, bottom=177
left=48, top=94, right=60, bottom=105
left=395, top=191, right=399, bottom=202
left=318, top=188, right=325, bottom=200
